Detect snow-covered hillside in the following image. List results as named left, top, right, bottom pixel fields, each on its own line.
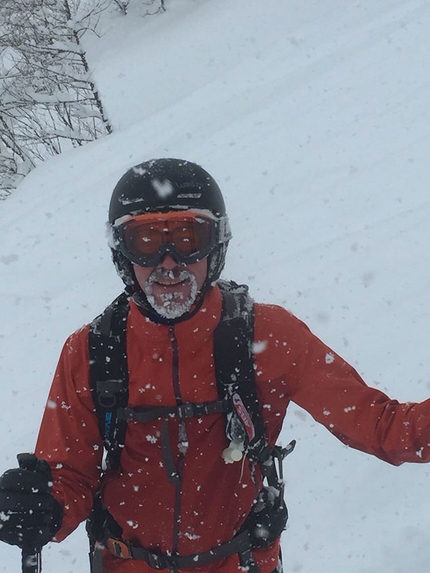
left=1, top=1, right=430, bottom=571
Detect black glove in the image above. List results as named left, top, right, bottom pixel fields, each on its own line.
left=0, top=453, right=62, bottom=549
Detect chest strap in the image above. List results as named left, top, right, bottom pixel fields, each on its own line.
left=115, top=399, right=226, bottom=422
left=104, top=399, right=227, bottom=485
left=111, top=399, right=228, bottom=485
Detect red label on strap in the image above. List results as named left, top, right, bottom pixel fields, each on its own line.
left=232, top=393, right=255, bottom=442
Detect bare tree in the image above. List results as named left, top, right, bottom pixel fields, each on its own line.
left=0, top=0, right=167, bottom=197
left=0, top=0, right=112, bottom=196
left=111, top=0, right=130, bottom=15
left=111, top=0, right=165, bottom=16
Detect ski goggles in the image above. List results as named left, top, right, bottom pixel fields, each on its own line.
left=112, top=211, right=227, bottom=267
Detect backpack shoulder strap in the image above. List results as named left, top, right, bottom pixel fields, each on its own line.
left=214, top=280, right=269, bottom=462
left=88, top=292, right=130, bottom=470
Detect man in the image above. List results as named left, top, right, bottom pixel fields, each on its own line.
left=1, top=158, right=430, bottom=573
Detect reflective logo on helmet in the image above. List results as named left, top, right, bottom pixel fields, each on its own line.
left=177, top=181, right=201, bottom=189
left=177, top=193, right=203, bottom=199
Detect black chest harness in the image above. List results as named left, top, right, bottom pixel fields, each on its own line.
left=86, top=281, right=295, bottom=573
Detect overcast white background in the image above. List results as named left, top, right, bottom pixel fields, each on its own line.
left=1, top=1, right=430, bottom=571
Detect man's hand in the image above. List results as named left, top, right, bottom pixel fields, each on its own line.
left=0, top=454, right=62, bottom=549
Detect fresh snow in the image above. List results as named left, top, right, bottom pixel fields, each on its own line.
left=1, top=1, right=430, bottom=571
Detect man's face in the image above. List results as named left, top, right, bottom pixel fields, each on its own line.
left=133, top=254, right=208, bottom=320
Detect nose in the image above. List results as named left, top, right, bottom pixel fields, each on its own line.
left=160, top=253, right=179, bottom=269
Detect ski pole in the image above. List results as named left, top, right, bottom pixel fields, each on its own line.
left=17, top=454, right=43, bottom=573
left=21, top=547, right=41, bottom=573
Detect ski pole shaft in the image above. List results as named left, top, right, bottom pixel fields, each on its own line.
left=21, top=546, right=41, bottom=573
left=17, top=454, right=43, bottom=573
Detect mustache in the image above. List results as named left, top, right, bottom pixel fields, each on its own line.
left=149, top=267, right=192, bottom=282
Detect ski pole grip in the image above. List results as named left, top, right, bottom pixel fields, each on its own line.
left=17, top=453, right=39, bottom=472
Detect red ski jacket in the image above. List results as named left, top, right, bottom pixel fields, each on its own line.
left=36, top=284, right=430, bottom=573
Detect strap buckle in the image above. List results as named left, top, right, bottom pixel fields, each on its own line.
left=107, top=537, right=132, bottom=559
left=96, top=379, right=124, bottom=408
left=147, top=551, right=169, bottom=570
left=177, top=402, right=195, bottom=419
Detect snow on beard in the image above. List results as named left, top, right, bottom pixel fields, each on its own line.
left=143, top=267, right=199, bottom=320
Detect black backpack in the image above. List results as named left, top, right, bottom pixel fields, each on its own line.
left=86, top=281, right=295, bottom=571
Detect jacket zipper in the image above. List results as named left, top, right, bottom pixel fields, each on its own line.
left=169, top=326, right=186, bottom=554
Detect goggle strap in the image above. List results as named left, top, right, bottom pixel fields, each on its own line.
left=218, top=216, right=232, bottom=243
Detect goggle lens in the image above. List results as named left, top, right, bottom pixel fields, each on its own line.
left=115, top=213, right=216, bottom=266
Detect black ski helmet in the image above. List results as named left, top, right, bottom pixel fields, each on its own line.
left=108, top=158, right=232, bottom=320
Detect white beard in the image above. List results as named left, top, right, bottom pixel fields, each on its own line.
left=144, top=267, right=198, bottom=320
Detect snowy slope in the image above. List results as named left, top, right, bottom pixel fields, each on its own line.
left=1, top=1, right=430, bottom=571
